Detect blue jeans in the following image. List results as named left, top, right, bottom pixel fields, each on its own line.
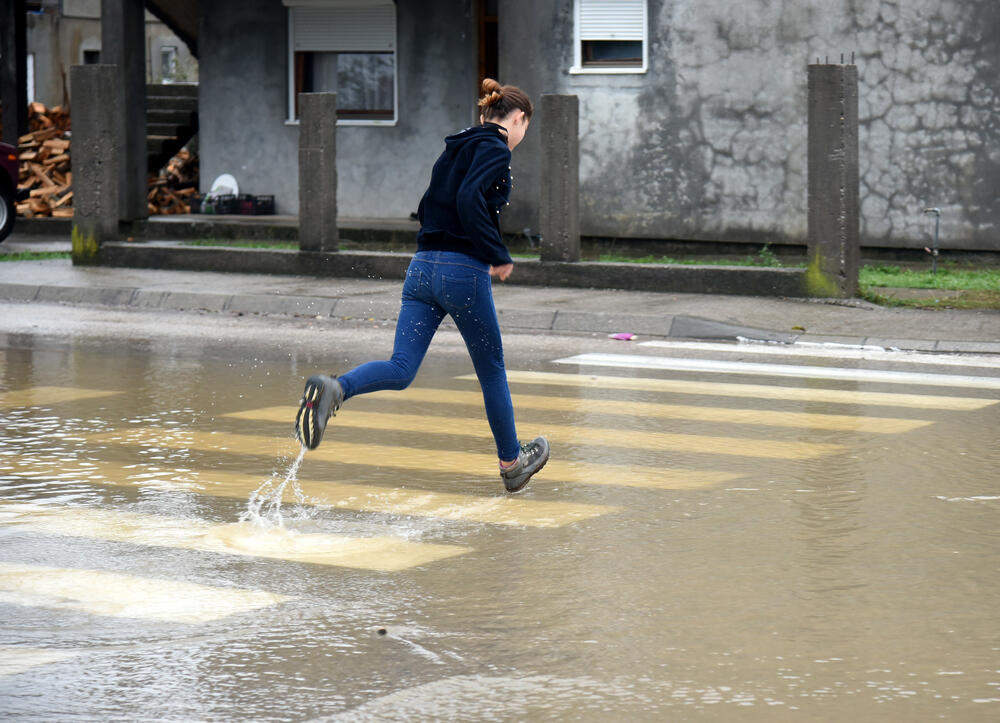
left=337, top=250, right=519, bottom=461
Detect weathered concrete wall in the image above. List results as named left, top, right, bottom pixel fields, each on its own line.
left=199, top=0, right=477, bottom=217
left=199, top=0, right=297, bottom=211
left=503, top=0, right=999, bottom=251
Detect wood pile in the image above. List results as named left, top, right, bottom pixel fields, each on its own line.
left=147, top=148, right=199, bottom=215
left=12, top=101, right=200, bottom=218
left=15, top=102, right=74, bottom=218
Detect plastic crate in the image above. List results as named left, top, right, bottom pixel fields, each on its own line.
left=253, top=194, right=275, bottom=215
left=236, top=194, right=256, bottom=215
left=202, top=193, right=235, bottom=215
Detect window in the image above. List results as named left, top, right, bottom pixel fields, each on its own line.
left=27, top=53, right=35, bottom=104
left=285, top=0, right=397, bottom=125
left=82, top=49, right=101, bottom=64
left=161, top=46, right=178, bottom=82
left=572, top=0, right=647, bottom=74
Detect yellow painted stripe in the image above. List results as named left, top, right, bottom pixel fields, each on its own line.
left=0, top=561, right=290, bottom=624
left=0, top=645, right=80, bottom=677
left=90, top=429, right=741, bottom=490
left=228, top=388, right=937, bottom=434
left=474, top=370, right=999, bottom=411
left=226, top=408, right=843, bottom=460
left=0, top=457, right=616, bottom=528
left=0, top=386, right=120, bottom=407
left=0, top=502, right=467, bottom=572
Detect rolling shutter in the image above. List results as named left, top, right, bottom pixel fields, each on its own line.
left=287, top=0, right=395, bottom=52
left=578, top=0, right=646, bottom=41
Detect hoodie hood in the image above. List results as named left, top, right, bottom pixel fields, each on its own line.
left=444, top=122, right=508, bottom=150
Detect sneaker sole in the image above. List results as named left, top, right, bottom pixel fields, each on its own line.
left=295, top=378, right=325, bottom=450
left=505, top=453, right=549, bottom=494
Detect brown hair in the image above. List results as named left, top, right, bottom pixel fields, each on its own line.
left=478, top=78, right=534, bottom=121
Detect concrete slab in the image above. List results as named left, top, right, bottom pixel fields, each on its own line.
left=937, top=340, right=1000, bottom=354
left=794, top=334, right=871, bottom=347
left=864, top=337, right=940, bottom=352
left=552, top=311, right=674, bottom=336
left=0, top=283, right=40, bottom=302
left=226, top=294, right=337, bottom=318
left=669, top=315, right=798, bottom=343
left=160, top=291, right=230, bottom=312
left=495, top=308, right=557, bottom=330
left=35, top=286, right=136, bottom=307
left=334, top=298, right=400, bottom=320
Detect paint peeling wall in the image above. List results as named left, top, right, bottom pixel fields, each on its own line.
left=503, top=0, right=999, bottom=250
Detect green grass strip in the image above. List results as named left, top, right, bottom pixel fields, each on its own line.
left=859, top=265, right=1000, bottom=291
left=0, top=251, right=71, bottom=262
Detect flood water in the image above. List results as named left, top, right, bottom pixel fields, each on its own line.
left=1, top=336, right=999, bottom=721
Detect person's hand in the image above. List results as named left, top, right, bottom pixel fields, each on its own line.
left=490, top=263, right=514, bottom=281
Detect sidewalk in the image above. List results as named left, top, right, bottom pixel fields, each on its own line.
left=2, top=233, right=999, bottom=354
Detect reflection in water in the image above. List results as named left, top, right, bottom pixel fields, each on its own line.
left=2, top=343, right=1000, bottom=720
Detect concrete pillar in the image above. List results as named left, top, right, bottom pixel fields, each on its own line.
left=101, top=0, right=147, bottom=222
left=70, top=65, right=120, bottom=262
left=807, top=63, right=859, bottom=297
left=1, top=0, right=28, bottom=144
left=298, top=92, right=338, bottom=253
left=539, top=94, right=580, bottom=262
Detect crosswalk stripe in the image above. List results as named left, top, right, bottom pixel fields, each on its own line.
left=0, top=645, right=81, bottom=677
left=0, top=386, right=120, bottom=407
left=226, top=408, right=844, bottom=460
left=554, top=353, right=1000, bottom=390
left=0, top=560, right=291, bottom=624
left=281, top=387, right=936, bottom=434
left=0, top=502, right=468, bottom=572
left=89, top=429, right=742, bottom=490
left=0, top=457, right=616, bottom=528
left=480, top=370, right=997, bottom=411
left=639, top=339, right=1000, bottom=370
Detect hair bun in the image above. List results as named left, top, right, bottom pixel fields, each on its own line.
left=478, top=78, right=504, bottom=109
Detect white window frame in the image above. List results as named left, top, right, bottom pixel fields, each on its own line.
left=284, top=0, right=398, bottom=127
left=570, top=0, right=648, bottom=75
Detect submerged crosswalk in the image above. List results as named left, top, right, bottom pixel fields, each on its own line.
left=1, top=347, right=998, bottom=651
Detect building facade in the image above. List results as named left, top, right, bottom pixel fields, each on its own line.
left=194, top=0, right=997, bottom=252
left=25, top=0, right=197, bottom=108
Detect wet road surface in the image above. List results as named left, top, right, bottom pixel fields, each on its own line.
left=1, top=307, right=999, bottom=720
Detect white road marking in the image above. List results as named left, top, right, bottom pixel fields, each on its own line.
left=639, top=339, right=1000, bottom=369
left=0, top=562, right=291, bottom=624
left=553, top=353, right=1000, bottom=389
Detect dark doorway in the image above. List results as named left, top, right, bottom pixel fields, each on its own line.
left=478, top=0, right=498, bottom=85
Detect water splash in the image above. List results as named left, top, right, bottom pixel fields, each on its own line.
left=240, top=445, right=312, bottom=529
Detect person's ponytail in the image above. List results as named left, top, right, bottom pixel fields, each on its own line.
left=478, top=78, right=533, bottom=121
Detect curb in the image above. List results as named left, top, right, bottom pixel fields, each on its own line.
left=3, top=281, right=998, bottom=355
left=94, top=242, right=810, bottom=298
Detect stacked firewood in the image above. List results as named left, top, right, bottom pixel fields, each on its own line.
left=12, top=101, right=200, bottom=217
left=16, top=102, right=74, bottom=218
left=147, top=148, right=199, bottom=215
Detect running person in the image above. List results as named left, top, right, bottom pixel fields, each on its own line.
left=295, top=79, right=549, bottom=493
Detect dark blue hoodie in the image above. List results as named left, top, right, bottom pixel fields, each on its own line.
left=416, top=122, right=513, bottom=266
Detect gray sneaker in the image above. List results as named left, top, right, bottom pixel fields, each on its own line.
left=295, top=374, right=344, bottom=450
left=500, top=437, right=550, bottom=493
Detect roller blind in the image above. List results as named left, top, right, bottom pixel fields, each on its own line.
left=578, top=0, right=646, bottom=41
left=288, top=1, right=395, bottom=52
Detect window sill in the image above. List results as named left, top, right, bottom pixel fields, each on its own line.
left=569, top=66, right=647, bottom=75
left=284, top=119, right=398, bottom=127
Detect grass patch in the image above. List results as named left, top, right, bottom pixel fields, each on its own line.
left=859, top=264, right=1000, bottom=291
left=0, top=251, right=71, bottom=262
left=859, top=264, right=1000, bottom=309
left=596, top=244, right=792, bottom=268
